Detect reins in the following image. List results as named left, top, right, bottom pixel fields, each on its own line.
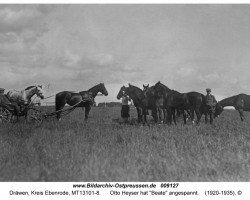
left=44, top=97, right=93, bottom=118
left=43, top=94, right=56, bottom=100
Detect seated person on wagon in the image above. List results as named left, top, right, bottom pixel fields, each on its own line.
left=0, top=88, right=21, bottom=115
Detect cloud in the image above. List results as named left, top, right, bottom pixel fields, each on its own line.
left=93, top=54, right=114, bottom=66
left=57, top=50, right=115, bottom=70
left=80, top=53, right=115, bottom=69
left=0, top=65, right=38, bottom=89
left=0, top=5, right=50, bottom=47
left=0, top=32, right=18, bottom=44
left=0, top=5, right=52, bottom=79
left=0, top=7, right=42, bottom=33
left=176, top=67, right=196, bottom=78
left=198, top=73, right=220, bottom=84
left=62, top=50, right=82, bottom=68
left=2, top=4, right=250, bottom=103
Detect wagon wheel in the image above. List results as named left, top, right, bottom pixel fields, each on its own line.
left=26, top=108, right=43, bottom=125
left=0, top=107, right=12, bottom=123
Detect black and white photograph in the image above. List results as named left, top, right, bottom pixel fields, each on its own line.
left=0, top=3, right=250, bottom=185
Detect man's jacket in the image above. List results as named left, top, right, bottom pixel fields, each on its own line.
left=206, top=94, right=217, bottom=107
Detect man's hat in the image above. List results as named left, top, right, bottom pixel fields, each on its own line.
left=206, top=88, right=211, bottom=92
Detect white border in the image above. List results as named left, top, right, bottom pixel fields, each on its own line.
left=1, top=0, right=250, bottom=4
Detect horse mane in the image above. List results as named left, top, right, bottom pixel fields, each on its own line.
left=87, top=83, right=101, bottom=92
left=127, top=84, right=145, bottom=102
left=128, top=84, right=143, bottom=92
left=155, top=81, right=172, bottom=93
left=25, top=86, right=35, bottom=90
left=219, top=95, right=239, bottom=107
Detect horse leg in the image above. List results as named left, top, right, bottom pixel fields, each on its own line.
left=158, top=108, right=163, bottom=123
left=142, top=109, right=147, bottom=124
left=55, top=102, right=65, bottom=121
left=161, top=108, right=165, bottom=123
left=195, top=109, right=201, bottom=125
left=136, top=107, right=142, bottom=123
left=167, top=109, right=172, bottom=125
left=210, top=112, right=213, bottom=124
left=152, top=107, right=158, bottom=123
left=84, top=105, right=91, bottom=121
left=238, top=109, right=244, bottom=121
left=205, top=112, right=208, bottom=124
left=55, top=93, right=69, bottom=121
left=187, top=109, right=195, bottom=124
left=183, top=110, right=187, bottom=125
left=172, top=108, right=177, bottom=125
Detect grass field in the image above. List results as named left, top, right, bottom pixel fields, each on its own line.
left=0, top=106, right=249, bottom=182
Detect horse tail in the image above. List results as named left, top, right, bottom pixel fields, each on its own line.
left=55, top=93, right=61, bottom=111
left=201, top=94, right=206, bottom=105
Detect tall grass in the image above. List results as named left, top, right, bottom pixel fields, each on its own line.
left=0, top=107, right=249, bottom=181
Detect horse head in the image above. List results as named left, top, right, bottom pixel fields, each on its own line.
left=99, top=83, right=108, bottom=96
left=25, top=85, right=45, bottom=100
left=87, top=83, right=108, bottom=97
left=142, top=84, right=152, bottom=97
left=117, top=86, right=127, bottom=100
left=214, top=103, right=224, bottom=118
left=35, top=85, right=45, bottom=99
left=143, top=84, right=149, bottom=90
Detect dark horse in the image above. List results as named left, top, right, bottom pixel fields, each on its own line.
left=214, top=93, right=250, bottom=121
left=117, top=84, right=158, bottom=123
left=55, top=83, right=108, bottom=120
left=143, top=84, right=165, bottom=123
left=152, top=81, right=206, bottom=125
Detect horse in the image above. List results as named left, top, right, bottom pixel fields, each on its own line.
left=117, top=84, right=156, bottom=123
left=185, top=91, right=207, bottom=124
left=214, top=93, right=250, bottom=121
left=7, top=85, right=45, bottom=105
left=6, top=85, right=45, bottom=120
left=150, top=81, right=187, bottom=124
left=117, top=84, right=146, bottom=123
left=152, top=81, right=205, bottom=125
left=143, top=84, right=166, bottom=123
left=55, top=83, right=108, bottom=121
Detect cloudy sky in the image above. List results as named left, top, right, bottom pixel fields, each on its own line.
left=1, top=4, right=250, bottom=103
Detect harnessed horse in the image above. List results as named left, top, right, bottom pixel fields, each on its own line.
left=7, top=85, right=45, bottom=105
left=55, top=83, right=108, bottom=121
left=5, top=85, right=45, bottom=120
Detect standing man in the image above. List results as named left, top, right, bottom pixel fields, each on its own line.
left=121, top=91, right=131, bottom=123
left=205, top=88, right=217, bottom=124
